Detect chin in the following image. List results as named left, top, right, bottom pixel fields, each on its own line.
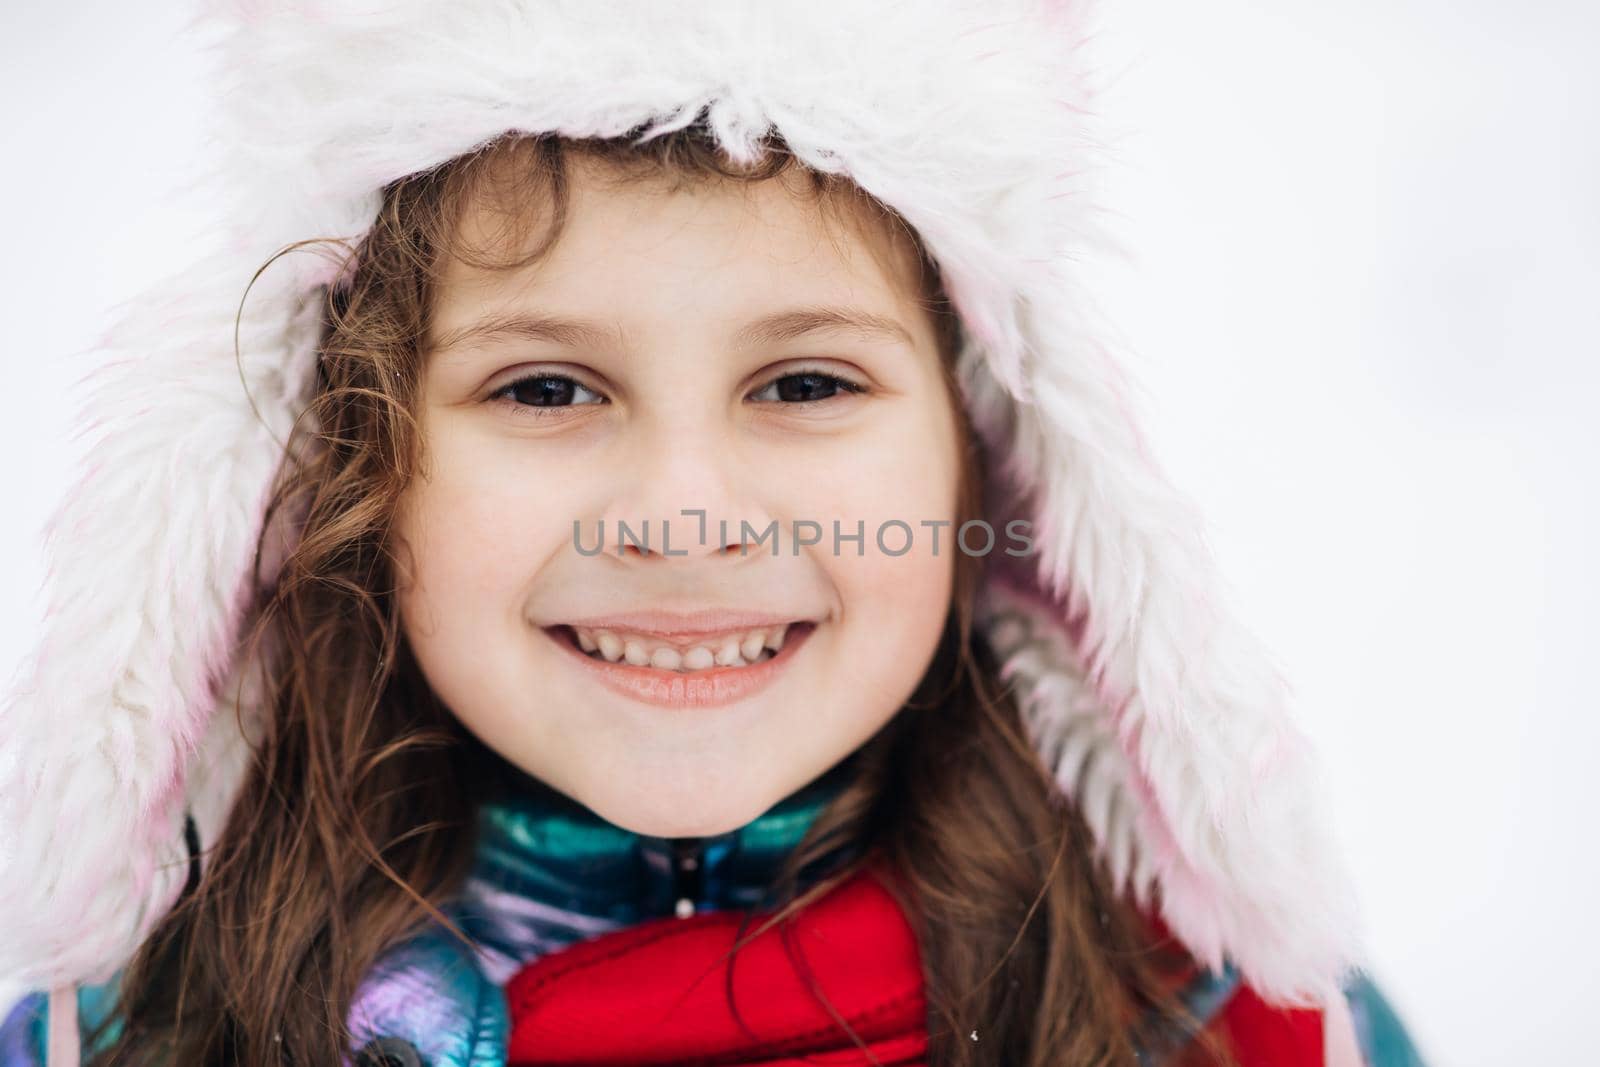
left=578, top=777, right=772, bottom=839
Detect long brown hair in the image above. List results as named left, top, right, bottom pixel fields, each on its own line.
left=87, top=125, right=1235, bottom=1066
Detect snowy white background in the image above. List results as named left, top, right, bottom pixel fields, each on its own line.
left=3, top=2, right=1596, bottom=1063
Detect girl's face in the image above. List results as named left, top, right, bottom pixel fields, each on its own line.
left=395, top=156, right=961, bottom=837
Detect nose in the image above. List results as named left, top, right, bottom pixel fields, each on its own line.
left=594, top=423, right=779, bottom=564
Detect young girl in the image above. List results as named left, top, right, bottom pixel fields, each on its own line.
left=0, top=3, right=1427, bottom=1065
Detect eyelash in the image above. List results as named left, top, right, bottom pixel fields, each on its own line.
left=487, top=366, right=868, bottom=419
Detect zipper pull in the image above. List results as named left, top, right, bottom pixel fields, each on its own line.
left=670, top=837, right=704, bottom=919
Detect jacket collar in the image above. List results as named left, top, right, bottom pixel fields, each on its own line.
left=452, top=752, right=865, bottom=985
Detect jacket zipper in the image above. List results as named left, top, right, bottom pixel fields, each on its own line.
left=670, top=837, right=704, bottom=919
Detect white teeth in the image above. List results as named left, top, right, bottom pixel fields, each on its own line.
left=567, top=622, right=805, bottom=673
left=764, top=624, right=789, bottom=651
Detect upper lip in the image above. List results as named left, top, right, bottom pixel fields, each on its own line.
left=553, top=609, right=818, bottom=641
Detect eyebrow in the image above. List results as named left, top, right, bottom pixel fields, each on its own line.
left=734, top=306, right=916, bottom=350
left=428, top=305, right=916, bottom=356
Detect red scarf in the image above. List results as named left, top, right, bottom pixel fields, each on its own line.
left=505, top=859, right=924, bottom=1065
left=504, top=858, right=1325, bottom=1066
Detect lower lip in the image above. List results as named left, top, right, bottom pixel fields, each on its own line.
left=544, top=622, right=816, bottom=709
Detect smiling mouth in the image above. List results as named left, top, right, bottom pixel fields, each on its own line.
left=545, top=621, right=816, bottom=674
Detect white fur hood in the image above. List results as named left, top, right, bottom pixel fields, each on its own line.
left=0, top=0, right=1366, bottom=1015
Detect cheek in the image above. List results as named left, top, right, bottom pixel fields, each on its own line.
left=393, top=430, right=577, bottom=637
left=811, top=511, right=954, bottom=728
left=391, top=431, right=585, bottom=752
left=785, top=395, right=962, bottom=567
left=786, top=401, right=960, bottom=688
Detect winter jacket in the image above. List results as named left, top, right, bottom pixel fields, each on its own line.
left=0, top=3, right=1431, bottom=1066
left=1, top=752, right=1426, bottom=1065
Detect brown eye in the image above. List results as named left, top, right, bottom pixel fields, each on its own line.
left=490, top=374, right=605, bottom=416
left=750, top=369, right=866, bottom=404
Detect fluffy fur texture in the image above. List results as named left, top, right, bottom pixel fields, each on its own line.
left=0, top=0, right=1366, bottom=1012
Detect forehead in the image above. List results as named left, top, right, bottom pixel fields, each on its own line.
left=428, top=151, right=931, bottom=348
